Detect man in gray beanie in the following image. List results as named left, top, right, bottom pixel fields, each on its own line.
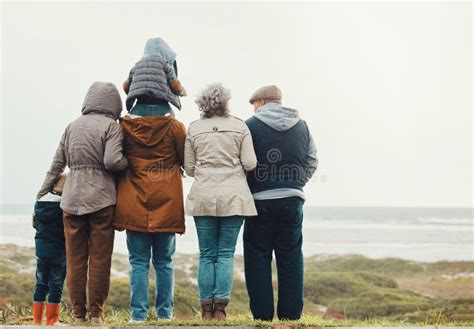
left=244, top=85, right=318, bottom=321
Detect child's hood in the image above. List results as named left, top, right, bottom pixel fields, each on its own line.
left=143, top=37, right=176, bottom=63
left=120, top=115, right=175, bottom=147
left=81, top=82, right=123, bottom=120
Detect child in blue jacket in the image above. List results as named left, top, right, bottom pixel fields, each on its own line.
left=32, top=174, right=67, bottom=326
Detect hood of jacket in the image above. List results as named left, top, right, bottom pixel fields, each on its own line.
left=120, top=115, right=174, bottom=147
left=82, top=82, right=122, bottom=119
left=143, top=37, right=176, bottom=63
left=254, top=102, right=300, bottom=132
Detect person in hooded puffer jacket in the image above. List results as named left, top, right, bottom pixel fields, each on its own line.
left=36, top=82, right=128, bottom=324
left=113, top=79, right=186, bottom=321
left=123, top=37, right=187, bottom=117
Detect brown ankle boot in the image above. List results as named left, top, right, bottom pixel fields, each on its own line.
left=73, top=317, right=87, bottom=324
left=213, top=299, right=229, bottom=321
left=46, top=303, right=60, bottom=325
left=90, top=316, right=104, bottom=325
left=33, top=302, right=45, bottom=325
left=201, top=300, right=213, bottom=321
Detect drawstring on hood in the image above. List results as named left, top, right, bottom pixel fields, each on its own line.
left=82, top=82, right=122, bottom=120
left=143, top=37, right=176, bottom=63
left=254, top=102, right=300, bottom=132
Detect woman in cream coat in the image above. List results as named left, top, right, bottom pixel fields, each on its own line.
left=184, top=83, right=257, bottom=321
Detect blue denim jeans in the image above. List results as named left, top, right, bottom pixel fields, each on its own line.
left=129, top=103, right=174, bottom=117
left=33, top=256, right=67, bottom=304
left=126, top=231, right=176, bottom=320
left=194, top=216, right=244, bottom=302
left=243, top=197, right=304, bottom=321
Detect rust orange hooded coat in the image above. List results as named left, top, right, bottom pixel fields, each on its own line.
left=114, top=115, right=186, bottom=233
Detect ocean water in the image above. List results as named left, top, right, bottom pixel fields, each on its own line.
left=0, top=205, right=472, bottom=262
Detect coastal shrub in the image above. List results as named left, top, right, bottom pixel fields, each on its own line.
left=354, top=272, right=398, bottom=288
left=304, top=271, right=396, bottom=304
left=227, top=278, right=250, bottom=315
left=306, top=255, right=425, bottom=277
left=427, top=261, right=474, bottom=275
left=0, top=273, right=34, bottom=306
left=1, top=245, right=472, bottom=323
left=174, top=282, right=199, bottom=317
left=394, top=299, right=474, bottom=322
left=327, top=296, right=434, bottom=319
left=107, top=278, right=132, bottom=309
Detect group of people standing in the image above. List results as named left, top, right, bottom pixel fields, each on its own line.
left=32, top=37, right=318, bottom=325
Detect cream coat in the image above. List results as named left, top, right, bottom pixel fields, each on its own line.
left=184, top=115, right=258, bottom=217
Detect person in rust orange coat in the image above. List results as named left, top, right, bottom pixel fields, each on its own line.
left=113, top=105, right=186, bottom=322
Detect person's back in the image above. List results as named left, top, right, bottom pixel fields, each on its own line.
left=32, top=175, right=67, bottom=326
left=34, top=193, right=64, bottom=260
left=185, top=115, right=257, bottom=215
left=184, top=83, right=257, bottom=320
left=124, top=37, right=187, bottom=112
left=113, top=108, right=186, bottom=322
left=37, top=82, right=128, bottom=215
left=114, top=115, right=186, bottom=233
left=243, top=85, right=318, bottom=321
left=36, top=81, right=128, bottom=324
left=246, top=112, right=310, bottom=193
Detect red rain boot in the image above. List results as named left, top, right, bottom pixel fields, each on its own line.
left=46, top=303, right=60, bottom=325
left=33, top=302, right=45, bottom=325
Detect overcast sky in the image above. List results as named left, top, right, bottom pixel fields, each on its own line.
left=1, top=2, right=472, bottom=207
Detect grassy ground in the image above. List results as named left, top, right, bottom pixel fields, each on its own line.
left=2, top=305, right=474, bottom=327
left=1, top=245, right=474, bottom=327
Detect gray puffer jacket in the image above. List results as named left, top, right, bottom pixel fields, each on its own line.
left=126, top=56, right=181, bottom=111
left=37, top=82, right=128, bottom=215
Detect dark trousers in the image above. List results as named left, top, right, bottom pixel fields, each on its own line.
left=243, top=197, right=304, bottom=321
left=33, top=256, right=67, bottom=304
left=63, top=205, right=115, bottom=318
